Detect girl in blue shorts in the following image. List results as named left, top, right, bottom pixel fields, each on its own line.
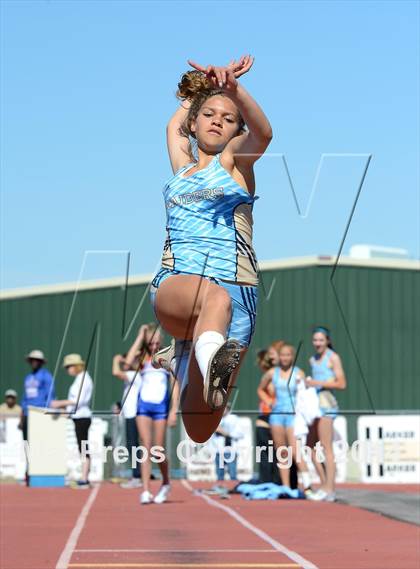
left=125, top=324, right=179, bottom=505
left=305, top=326, right=347, bottom=502
left=150, top=55, right=272, bottom=443
left=258, top=343, right=311, bottom=490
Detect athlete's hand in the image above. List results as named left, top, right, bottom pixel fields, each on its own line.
left=226, top=54, right=254, bottom=78
left=188, top=60, right=239, bottom=93
left=137, top=324, right=148, bottom=338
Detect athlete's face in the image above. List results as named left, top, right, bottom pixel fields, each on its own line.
left=146, top=330, right=161, bottom=354
left=312, top=332, right=328, bottom=354
left=267, top=346, right=280, bottom=366
left=279, top=346, right=294, bottom=368
left=192, top=95, right=241, bottom=152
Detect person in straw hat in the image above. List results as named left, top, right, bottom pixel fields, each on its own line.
left=51, top=353, right=93, bottom=488
left=19, top=349, right=55, bottom=441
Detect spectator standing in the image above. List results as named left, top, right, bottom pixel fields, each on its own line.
left=51, top=354, right=93, bottom=488
left=255, top=349, right=280, bottom=484
left=258, top=343, right=309, bottom=490
left=306, top=326, right=347, bottom=502
left=126, top=324, right=179, bottom=505
left=20, top=350, right=55, bottom=440
left=112, top=353, right=143, bottom=488
left=212, top=403, right=244, bottom=483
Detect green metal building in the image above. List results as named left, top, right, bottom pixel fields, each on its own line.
left=1, top=255, right=419, bottom=456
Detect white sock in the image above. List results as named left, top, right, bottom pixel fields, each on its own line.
left=301, top=471, right=311, bottom=489
left=194, top=331, right=225, bottom=382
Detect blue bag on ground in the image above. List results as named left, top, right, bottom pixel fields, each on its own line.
left=235, top=482, right=305, bottom=500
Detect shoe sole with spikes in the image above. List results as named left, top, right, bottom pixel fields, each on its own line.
left=203, top=338, right=242, bottom=410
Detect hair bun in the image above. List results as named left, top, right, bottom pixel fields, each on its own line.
left=176, top=70, right=211, bottom=101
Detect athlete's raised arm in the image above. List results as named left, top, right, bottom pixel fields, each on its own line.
left=166, top=99, right=192, bottom=174
left=188, top=55, right=273, bottom=166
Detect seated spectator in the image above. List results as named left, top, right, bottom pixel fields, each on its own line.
left=0, top=389, right=22, bottom=417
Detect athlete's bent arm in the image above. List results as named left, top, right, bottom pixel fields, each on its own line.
left=125, top=325, right=148, bottom=367
left=257, top=369, right=274, bottom=408
left=112, top=354, right=128, bottom=381
left=166, top=100, right=191, bottom=173
left=224, top=83, right=273, bottom=166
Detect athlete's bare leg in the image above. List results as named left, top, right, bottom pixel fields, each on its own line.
left=307, top=419, right=327, bottom=485
left=137, top=415, right=153, bottom=494
left=317, top=417, right=336, bottom=493
left=153, top=419, right=170, bottom=485
left=181, top=349, right=247, bottom=443
left=155, top=274, right=231, bottom=340
left=155, top=274, right=245, bottom=442
left=270, top=425, right=291, bottom=487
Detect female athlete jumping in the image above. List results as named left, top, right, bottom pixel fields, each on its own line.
left=151, top=55, right=272, bottom=442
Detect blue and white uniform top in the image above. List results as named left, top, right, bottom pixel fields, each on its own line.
left=138, top=360, right=170, bottom=406
left=309, top=349, right=335, bottom=392
left=310, top=349, right=339, bottom=418
left=161, top=154, right=258, bottom=285
left=271, top=366, right=302, bottom=414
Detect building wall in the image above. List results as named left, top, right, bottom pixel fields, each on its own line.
left=1, top=261, right=419, bottom=461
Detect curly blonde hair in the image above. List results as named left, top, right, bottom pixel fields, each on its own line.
left=176, top=70, right=245, bottom=161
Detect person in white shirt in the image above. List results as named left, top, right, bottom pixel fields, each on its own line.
left=112, top=352, right=143, bottom=488
left=125, top=324, right=179, bottom=505
left=51, top=353, right=93, bottom=488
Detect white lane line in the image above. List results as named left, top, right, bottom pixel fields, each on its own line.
left=74, top=549, right=276, bottom=553
left=181, top=480, right=319, bottom=569
left=56, top=484, right=100, bottom=569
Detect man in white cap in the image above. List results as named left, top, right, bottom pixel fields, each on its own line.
left=0, top=389, right=22, bottom=417
left=20, top=349, right=56, bottom=440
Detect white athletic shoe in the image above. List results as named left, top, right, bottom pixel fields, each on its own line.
left=152, top=339, right=176, bottom=371
left=323, top=492, right=336, bottom=502
left=153, top=484, right=171, bottom=504
left=306, top=489, right=336, bottom=502
left=120, top=478, right=142, bottom=489
left=140, top=490, right=154, bottom=505
left=203, top=338, right=241, bottom=409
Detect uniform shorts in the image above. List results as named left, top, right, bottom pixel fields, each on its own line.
left=137, top=399, right=169, bottom=421
left=150, top=268, right=258, bottom=347
left=269, top=411, right=295, bottom=429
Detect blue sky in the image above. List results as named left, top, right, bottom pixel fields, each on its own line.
left=1, top=0, right=419, bottom=289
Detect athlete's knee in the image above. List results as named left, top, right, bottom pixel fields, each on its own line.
left=205, top=284, right=231, bottom=312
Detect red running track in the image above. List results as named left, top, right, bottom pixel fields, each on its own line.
left=1, top=481, right=419, bottom=569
